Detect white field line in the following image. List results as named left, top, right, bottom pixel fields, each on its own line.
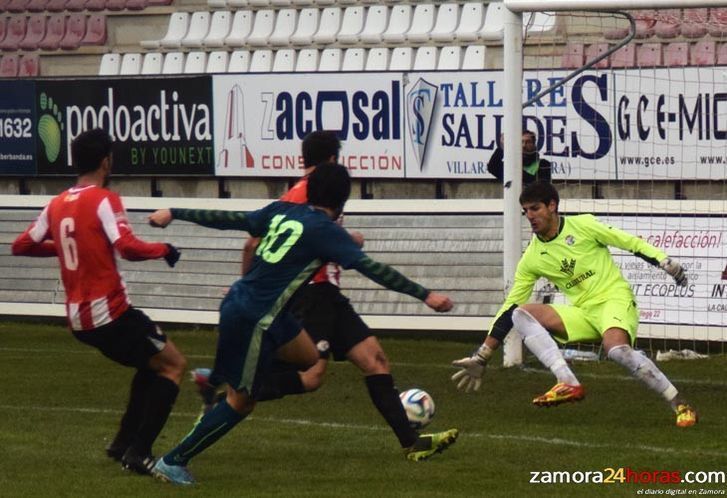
left=2, top=346, right=725, bottom=387
left=0, top=403, right=725, bottom=459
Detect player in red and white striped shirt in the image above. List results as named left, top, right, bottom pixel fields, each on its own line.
left=12, top=128, right=187, bottom=475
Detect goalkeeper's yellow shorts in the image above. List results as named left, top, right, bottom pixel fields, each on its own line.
left=549, top=297, right=639, bottom=346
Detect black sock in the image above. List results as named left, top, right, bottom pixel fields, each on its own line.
left=114, top=369, right=155, bottom=446
left=131, top=375, right=179, bottom=456
left=365, top=374, right=418, bottom=448
left=255, top=370, right=305, bottom=401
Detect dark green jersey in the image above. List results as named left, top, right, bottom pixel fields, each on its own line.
left=489, top=214, right=667, bottom=334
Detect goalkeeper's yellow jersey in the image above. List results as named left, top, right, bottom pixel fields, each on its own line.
left=489, top=214, right=667, bottom=331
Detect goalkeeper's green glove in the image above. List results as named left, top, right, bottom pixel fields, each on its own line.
left=451, top=345, right=492, bottom=393
left=660, top=257, right=687, bottom=286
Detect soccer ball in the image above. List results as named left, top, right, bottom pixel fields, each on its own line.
left=399, top=388, right=435, bottom=429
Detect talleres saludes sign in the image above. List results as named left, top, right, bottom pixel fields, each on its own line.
left=35, top=77, right=214, bottom=175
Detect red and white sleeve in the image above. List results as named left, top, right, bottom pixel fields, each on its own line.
left=100, top=193, right=169, bottom=261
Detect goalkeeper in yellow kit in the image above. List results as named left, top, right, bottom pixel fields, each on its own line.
left=451, top=182, right=697, bottom=427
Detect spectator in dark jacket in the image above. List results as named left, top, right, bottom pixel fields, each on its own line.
left=487, top=130, right=552, bottom=185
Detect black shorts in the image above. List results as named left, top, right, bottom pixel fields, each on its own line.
left=72, top=307, right=167, bottom=370
left=289, top=282, right=371, bottom=361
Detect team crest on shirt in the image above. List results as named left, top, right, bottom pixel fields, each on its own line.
left=565, top=235, right=575, bottom=246
left=559, top=258, right=576, bottom=277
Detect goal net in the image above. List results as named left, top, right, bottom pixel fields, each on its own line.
left=502, top=3, right=727, bottom=364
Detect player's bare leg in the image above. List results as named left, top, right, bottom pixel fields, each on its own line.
left=603, top=328, right=697, bottom=427
left=299, top=358, right=328, bottom=391
left=347, top=336, right=458, bottom=459
left=275, top=329, right=320, bottom=370
left=193, top=332, right=323, bottom=408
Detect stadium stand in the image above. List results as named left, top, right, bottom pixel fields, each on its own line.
left=364, top=45, right=387, bottom=70
left=610, top=43, right=636, bottom=68
left=269, top=7, right=297, bottom=45
left=59, top=12, right=86, bottom=49
left=336, top=5, right=364, bottom=44
left=98, top=51, right=120, bottom=73
left=141, top=11, right=188, bottom=49
left=161, top=49, right=183, bottom=72
left=453, top=2, right=484, bottom=42
left=289, top=7, right=318, bottom=45
left=203, top=10, right=231, bottom=47
left=388, top=46, right=412, bottom=70
left=0, top=16, right=26, bottom=51
left=709, top=7, right=727, bottom=36
left=249, top=47, right=272, bottom=70
left=271, top=46, right=294, bottom=70
left=6, top=0, right=30, bottom=13
left=584, top=43, right=609, bottom=68
left=81, top=14, right=106, bottom=44
left=691, top=40, right=715, bottom=65
left=358, top=4, right=387, bottom=44
left=225, top=10, right=253, bottom=46
left=49, top=2, right=569, bottom=76
left=429, top=2, right=458, bottom=43
left=18, top=52, right=39, bottom=74
left=317, top=46, right=340, bottom=70
left=461, top=44, right=485, bottom=70
left=27, top=0, right=51, bottom=12
left=180, top=10, right=211, bottom=48
left=38, top=0, right=62, bottom=10
left=717, top=41, right=727, bottom=64
left=436, top=45, right=461, bottom=70
left=294, top=46, right=316, bottom=70
left=246, top=8, right=275, bottom=46
left=681, top=8, right=708, bottom=38
left=205, top=48, right=227, bottom=71
left=381, top=4, right=410, bottom=44
left=84, top=0, right=105, bottom=10
left=227, top=48, right=249, bottom=70
left=119, top=50, right=141, bottom=72
left=140, top=50, right=162, bottom=73
left=313, top=6, right=341, bottom=44
left=636, top=42, right=661, bottom=66
left=404, top=3, right=435, bottom=44
left=183, top=49, right=206, bottom=71
left=654, top=8, right=681, bottom=39
left=478, top=2, right=505, bottom=41
left=663, top=41, right=687, bottom=66
left=0, top=52, right=18, bottom=75
left=340, top=46, right=363, bottom=70
left=64, top=0, right=88, bottom=10
left=560, top=41, right=583, bottom=69
left=38, top=14, right=65, bottom=50
left=18, top=14, right=46, bottom=50
left=412, top=45, right=437, bottom=70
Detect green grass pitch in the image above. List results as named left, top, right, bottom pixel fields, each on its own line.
left=1, top=321, right=725, bottom=497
